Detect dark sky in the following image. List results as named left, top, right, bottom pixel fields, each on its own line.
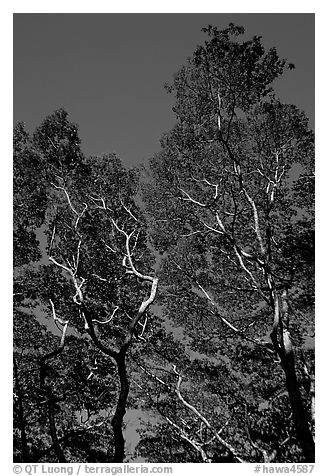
left=14, top=13, right=314, bottom=167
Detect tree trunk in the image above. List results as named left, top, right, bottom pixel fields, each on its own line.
left=279, top=337, right=315, bottom=461
left=46, top=386, right=67, bottom=463
left=271, top=290, right=315, bottom=462
left=111, top=353, right=129, bottom=463
left=13, top=357, right=29, bottom=462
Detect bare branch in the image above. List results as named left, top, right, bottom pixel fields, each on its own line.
left=92, top=273, right=109, bottom=282
left=217, top=90, right=222, bottom=131
left=123, top=230, right=155, bottom=283
left=202, top=221, right=224, bottom=235
left=101, top=239, right=117, bottom=254
left=49, top=225, right=56, bottom=253
left=89, top=195, right=107, bottom=210
left=40, top=303, right=69, bottom=371
left=190, top=176, right=219, bottom=200
left=111, top=218, right=127, bottom=236
left=110, top=220, right=159, bottom=350
left=49, top=256, right=85, bottom=306
left=217, top=416, right=232, bottom=436
left=72, top=238, right=82, bottom=275
left=120, top=197, right=138, bottom=222
left=49, top=299, right=69, bottom=327
left=172, top=260, right=273, bottom=352
left=181, top=230, right=204, bottom=238
left=233, top=246, right=270, bottom=304
left=139, top=364, right=171, bottom=389
left=178, top=187, right=206, bottom=207
left=171, top=366, right=246, bottom=463
left=52, top=183, right=87, bottom=230
left=214, top=211, right=226, bottom=232
left=92, top=306, right=119, bottom=325
left=49, top=256, right=72, bottom=276
left=75, top=202, right=88, bottom=230
left=72, top=277, right=85, bottom=305
left=242, top=188, right=266, bottom=255
left=164, top=415, right=213, bottom=462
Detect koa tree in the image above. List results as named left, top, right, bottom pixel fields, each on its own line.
left=14, top=110, right=158, bottom=462
left=144, top=24, right=314, bottom=462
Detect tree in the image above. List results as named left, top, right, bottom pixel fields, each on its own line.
left=144, top=24, right=314, bottom=462
left=13, top=111, right=158, bottom=463
left=14, top=23, right=314, bottom=464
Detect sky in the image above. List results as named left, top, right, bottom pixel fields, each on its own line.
left=14, top=13, right=314, bottom=167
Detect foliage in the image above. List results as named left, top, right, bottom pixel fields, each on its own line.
left=143, top=24, right=314, bottom=462
left=13, top=111, right=157, bottom=463
left=13, top=23, right=314, bottom=464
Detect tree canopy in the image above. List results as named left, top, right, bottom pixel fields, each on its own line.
left=13, top=24, right=314, bottom=464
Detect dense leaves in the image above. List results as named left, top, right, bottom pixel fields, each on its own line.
left=14, top=23, right=314, bottom=464
left=143, top=24, right=314, bottom=462
left=13, top=110, right=157, bottom=463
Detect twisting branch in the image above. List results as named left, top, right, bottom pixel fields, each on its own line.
left=100, top=217, right=158, bottom=462
left=114, top=223, right=156, bottom=284
left=48, top=256, right=85, bottom=305
left=79, top=303, right=118, bottom=360
left=130, top=230, right=140, bottom=255
left=48, top=196, right=117, bottom=358
left=92, top=306, right=119, bottom=325
left=122, top=275, right=158, bottom=351
left=48, top=183, right=158, bottom=462
left=257, top=149, right=287, bottom=209
left=49, top=255, right=111, bottom=356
